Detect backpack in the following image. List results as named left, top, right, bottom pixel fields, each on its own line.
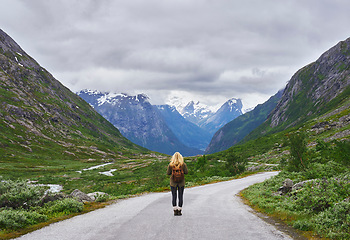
left=172, top=165, right=184, bottom=183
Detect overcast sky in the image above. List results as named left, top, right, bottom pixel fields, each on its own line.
left=1, top=0, right=350, bottom=110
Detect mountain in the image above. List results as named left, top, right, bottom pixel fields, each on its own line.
left=167, top=97, right=243, bottom=136
left=199, top=98, right=243, bottom=135
left=156, top=105, right=211, bottom=151
left=205, top=90, right=283, bottom=154
left=245, top=37, right=350, bottom=141
left=77, top=90, right=202, bottom=156
left=176, top=100, right=214, bottom=126
left=0, top=29, right=145, bottom=164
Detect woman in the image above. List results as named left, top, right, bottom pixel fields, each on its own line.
left=167, top=152, right=188, bottom=216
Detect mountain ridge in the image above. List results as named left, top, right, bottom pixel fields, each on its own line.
left=0, top=28, right=145, bottom=165
left=206, top=90, right=283, bottom=154
left=199, top=98, right=243, bottom=135
left=77, top=90, right=202, bottom=156
left=156, top=104, right=211, bottom=150
left=244, top=37, right=350, bottom=141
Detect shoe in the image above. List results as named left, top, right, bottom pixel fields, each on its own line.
left=173, top=207, right=178, bottom=216
left=178, top=207, right=182, bottom=216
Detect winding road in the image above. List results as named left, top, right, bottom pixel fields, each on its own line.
left=16, top=172, right=294, bottom=240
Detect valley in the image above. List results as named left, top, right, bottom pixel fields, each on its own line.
left=77, top=90, right=244, bottom=155
left=0, top=28, right=350, bottom=240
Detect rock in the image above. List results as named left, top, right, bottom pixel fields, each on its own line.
left=87, top=192, right=109, bottom=201
left=40, top=192, right=67, bottom=205
left=278, top=178, right=293, bottom=194
left=70, top=189, right=94, bottom=202
left=247, top=165, right=262, bottom=172
left=292, top=179, right=314, bottom=191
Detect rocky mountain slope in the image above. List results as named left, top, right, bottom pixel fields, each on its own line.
left=156, top=104, right=211, bottom=151
left=178, top=100, right=214, bottom=125
left=0, top=29, right=145, bottom=164
left=245, top=37, right=350, bottom=141
left=199, top=98, right=243, bottom=135
left=206, top=90, right=283, bottom=154
left=77, top=90, right=202, bottom=156
left=168, top=97, right=243, bottom=136
left=78, top=90, right=243, bottom=154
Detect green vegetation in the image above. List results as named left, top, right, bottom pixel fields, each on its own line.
left=1, top=100, right=349, bottom=239
left=242, top=136, right=350, bottom=239
left=209, top=92, right=350, bottom=239
left=0, top=180, right=82, bottom=231
left=1, top=36, right=350, bottom=239
left=0, top=153, right=252, bottom=237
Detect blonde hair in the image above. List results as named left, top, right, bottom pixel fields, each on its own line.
left=170, top=152, right=184, bottom=167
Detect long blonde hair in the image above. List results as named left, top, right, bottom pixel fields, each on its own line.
left=170, top=152, right=184, bottom=167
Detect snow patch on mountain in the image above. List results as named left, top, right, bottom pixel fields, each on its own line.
left=79, top=89, right=150, bottom=107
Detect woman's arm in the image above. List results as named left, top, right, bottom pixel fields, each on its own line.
left=183, top=163, right=188, bottom=174
left=166, top=165, right=172, bottom=175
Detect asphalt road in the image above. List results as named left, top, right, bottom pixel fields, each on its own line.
left=16, top=171, right=293, bottom=240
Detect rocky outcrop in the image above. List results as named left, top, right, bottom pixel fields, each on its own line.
left=277, top=178, right=294, bottom=194
left=70, top=189, right=94, bottom=203
left=277, top=179, right=316, bottom=195
left=269, top=37, right=350, bottom=129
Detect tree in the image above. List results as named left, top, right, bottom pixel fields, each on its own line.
left=225, top=153, right=246, bottom=175
left=287, top=131, right=308, bottom=171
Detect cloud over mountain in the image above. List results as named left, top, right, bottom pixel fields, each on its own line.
left=1, top=0, right=350, bottom=109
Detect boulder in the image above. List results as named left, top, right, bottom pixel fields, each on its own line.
left=87, top=192, right=109, bottom=201
left=278, top=178, right=293, bottom=194
left=292, top=179, right=314, bottom=191
left=70, top=189, right=94, bottom=202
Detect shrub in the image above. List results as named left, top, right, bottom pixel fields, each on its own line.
left=224, top=154, right=246, bottom=175
left=293, top=219, right=313, bottom=231
left=316, top=140, right=350, bottom=166
left=304, top=161, right=346, bottom=179
left=292, top=178, right=350, bottom=213
left=0, top=208, right=47, bottom=230
left=286, top=132, right=308, bottom=171
left=0, top=180, right=46, bottom=209
left=333, top=140, right=350, bottom=166
left=95, top=194, right=110, bottom=203
left=195, top=155, right=207, bottom=169
left=313, top=201, right=350, bottom=239
left=43, top=198, right=83, bottom=215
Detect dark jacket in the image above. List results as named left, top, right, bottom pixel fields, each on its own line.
left=167, top=163, right=188, bottom=187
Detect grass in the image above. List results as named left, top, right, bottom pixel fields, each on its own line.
left=0, top=200, right=114, bottom=240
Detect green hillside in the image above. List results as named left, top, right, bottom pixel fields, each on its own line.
left=245, top=38, right=350, bottom=142
left=0, top=28, right=148, bottom=181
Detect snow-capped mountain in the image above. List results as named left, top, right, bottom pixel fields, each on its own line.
left=167, top=97, right=243, bottom=136
left=166, top=96, right=215, bottom=125
left=199, top=98, right=243, bottom=135
left=181, top=101, right=214, bottom=125
left=77, top=90, right=202, bottom=156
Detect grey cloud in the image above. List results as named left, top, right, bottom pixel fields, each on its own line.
left=1, top=0, right=350, bottom=109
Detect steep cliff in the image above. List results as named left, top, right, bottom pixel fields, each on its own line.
left=246, top=37, right=350, bottom=140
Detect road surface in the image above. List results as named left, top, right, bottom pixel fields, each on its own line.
left=16, top=172, right=293, bottom=240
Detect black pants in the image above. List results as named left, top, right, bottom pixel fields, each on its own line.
left=171, top=185, right=184, bottom=207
